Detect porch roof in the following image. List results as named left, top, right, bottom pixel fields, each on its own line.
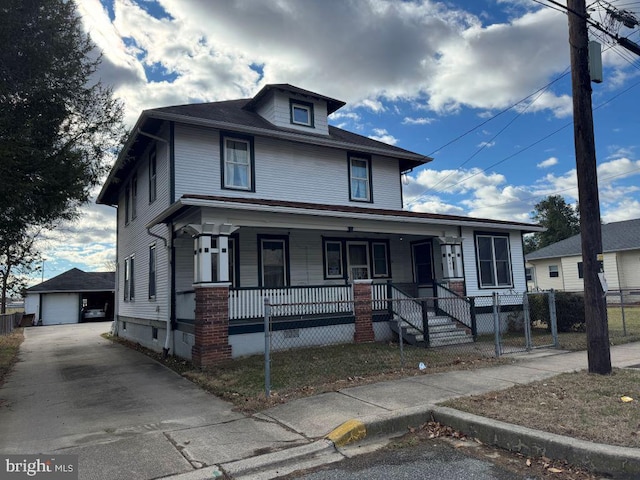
left=147, top=194, right=544, bottom=233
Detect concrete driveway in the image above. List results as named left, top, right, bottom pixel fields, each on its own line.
left=0, top=323, right=307, bottom=480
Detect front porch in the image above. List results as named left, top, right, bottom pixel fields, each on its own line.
left=174, top=280, right=477, bottom=365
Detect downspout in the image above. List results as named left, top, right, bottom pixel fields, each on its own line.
left=106, top=203, right=119, bottom=335
left=147, top=226, right=171, bottom=358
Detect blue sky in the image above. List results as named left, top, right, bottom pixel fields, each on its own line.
left=34, top=0, right=640, bottom=282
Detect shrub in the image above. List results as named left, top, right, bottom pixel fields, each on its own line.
left=555, top=292, right=586, bottom=332
left=527, top=291, right=586, bottom=333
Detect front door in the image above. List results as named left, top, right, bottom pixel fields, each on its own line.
left=347, top=242, right=370, bottom=280
left=412, top=241, right=434, bottom=297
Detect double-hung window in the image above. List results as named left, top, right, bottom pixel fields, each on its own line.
left=549, top=265, right=559, bottom=278
left=124, top=255, right=135, bottom=301
left=131, top=174, right=137, bottom=220
left=324, top=241, right=343, bottom=279
left=476, top=234, right=512, bottom=288
left=290, top=99, right=314, bottom=127
left=349, top=156, right=371, bottom=202
left=259, top=236, right=288, bottom=287
left=124, top=184, right=130, bottom=225
left=148, top=245, right=156, bottom=299
left=222, top=135, right=253, bottom=191
left=372, top=242, right=389, bottom=277
left=149, top=148, right=157, bottom=203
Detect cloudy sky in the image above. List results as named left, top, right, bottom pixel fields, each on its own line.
left=36, top=0, right=640, bottom=281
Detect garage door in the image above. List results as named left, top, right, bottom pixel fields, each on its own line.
left=42, top=293, right=80, bottom=325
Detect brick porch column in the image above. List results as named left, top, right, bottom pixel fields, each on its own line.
left=192, top=283, right=232, bottom=367
left=447, top=280, right=466, bottom=296
left=353, top=280, right=375, bottom=343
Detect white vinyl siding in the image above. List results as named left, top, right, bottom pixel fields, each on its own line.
left=173, top=125, right=403, bottom=209
left=117, top=127, right=171, bottom=322
left=526, top=258, right=566, bottom=291
left=561, top=253, right=620, bottom=292
left=618, top=250, right=640, bottom=289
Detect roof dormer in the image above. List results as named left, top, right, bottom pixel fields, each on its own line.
left=243, top=84, right=345, bottom=136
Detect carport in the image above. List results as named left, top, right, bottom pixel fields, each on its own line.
left=24, top=268, right=115, bottom=325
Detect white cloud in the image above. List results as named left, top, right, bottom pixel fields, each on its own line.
left=477, top=141, right=496, bottom=148
left=368, top=128, right=398, bottom=145
left=402, top=116, right=435, bottom=125
left=537, top=157, right=558, bottom=168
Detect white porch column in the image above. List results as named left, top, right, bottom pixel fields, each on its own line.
left=194, top=234, right=213, bottom=284
left=217, top=235, right=229, bottom=283
left=438, top=237, right=464, bottom=280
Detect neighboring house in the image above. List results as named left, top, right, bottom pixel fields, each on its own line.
left=97, top=83, right=542, bottom=366
left=525, top=218, right=640, bottom=293
left=24, top=268, right=115, bottom=325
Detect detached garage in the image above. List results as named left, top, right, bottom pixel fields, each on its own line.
left=25, top=268, right=115, bottom=325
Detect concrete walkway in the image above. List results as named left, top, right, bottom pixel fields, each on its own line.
left=2, top=323, right=640, bottom=479
left=169, top=342, right=640, bottom=479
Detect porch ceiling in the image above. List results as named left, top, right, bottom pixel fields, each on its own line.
left=148, top=195, right=544, bottom=235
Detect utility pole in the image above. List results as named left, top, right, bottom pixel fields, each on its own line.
left=567, top=0, right=611, bottom=374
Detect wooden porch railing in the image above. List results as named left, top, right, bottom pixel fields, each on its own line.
left=229, top=285, right=353, bottom=320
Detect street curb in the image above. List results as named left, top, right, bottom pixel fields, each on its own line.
left=430, top=405, right=640, bottom=479
left=220, top=439, right=343, bottom=480
left=326, top=405, right=433, bottom=445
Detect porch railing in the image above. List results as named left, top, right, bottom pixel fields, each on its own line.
left=229, top=285, right=353, bottom=321
left=372, top=283, right=388, bottom=311
left=435, top=282, right=476, bottom=337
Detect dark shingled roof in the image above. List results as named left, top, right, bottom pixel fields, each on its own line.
left=526, top=218, right=640, bottom=261
left=27, top=268, right=115, bottom=293
left=152, top=99, right=427, bottom=161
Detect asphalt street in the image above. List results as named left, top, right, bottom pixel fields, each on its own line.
left=287, top=440, right=533, bottom=480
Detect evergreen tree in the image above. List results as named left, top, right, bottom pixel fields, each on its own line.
left=0, top=0, right=125, bottom=310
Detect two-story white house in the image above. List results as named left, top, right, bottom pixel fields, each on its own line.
left=97, top=84, right=541, bottom=367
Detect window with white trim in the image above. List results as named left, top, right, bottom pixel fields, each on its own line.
left=131, top=174, right=137, bottom=220
left=347, top=242, right=370, bottom=280
left=124, top=183, right=130, bottom=225
left=349, top=156, right=371, bottom=202
left=124, top=255, right=135, bottom=301
left=324, top=241, right=343, bottom=279
left=372, top=242, right=389, bottom=277
left=148, top=244, right=156, bottom=299
left=476, top=234, right=512, bottom=288
left=261, top=238, right=287, bottom=287
left=290, top=100, right=314, bottom=127
left=149, top=148, right=157, bottom=203
left=549, top=265, right=559, bottom=278
left=223, top=136, right=253, bottom=190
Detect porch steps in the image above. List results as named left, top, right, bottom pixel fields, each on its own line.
left=390, top=314, right=474, bottom=348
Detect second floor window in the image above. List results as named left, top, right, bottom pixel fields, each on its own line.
left=349, top=156, right=371, bottom=202
left=131, top=174, right=137, bottom=220
left=223, top=135, right=254, bottom=191
left=290, top=99, right=314, bottom=127
left=149, top=148, right=157, bottom=203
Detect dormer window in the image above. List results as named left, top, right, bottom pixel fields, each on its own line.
left=290, top=99, right=314, bottom=127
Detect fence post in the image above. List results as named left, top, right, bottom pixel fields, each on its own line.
left=620, top=289, right=627, bottom=336
left=264, top=297, right=271, bottom=398
left=421, top=300, right=430, bottom=347
left=493, top=292, right=501, bottom=357
left=523, top=293, right=532, bottom=351
left=396, top=315, right=404, bottom=369
left=469, top=297, right=477, bottom=340
left=548, top=289, right=559, bottom=348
